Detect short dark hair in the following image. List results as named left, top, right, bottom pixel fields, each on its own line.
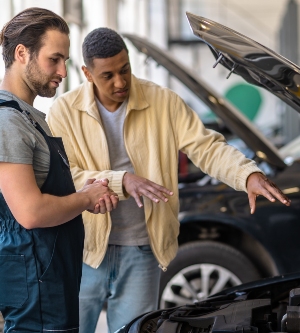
left=82, top=27, right=128, bottom=68
left=0, top=7, right=69, bottom=68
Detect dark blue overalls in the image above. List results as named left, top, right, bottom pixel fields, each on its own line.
left=0, top=100, right=84, bottom=333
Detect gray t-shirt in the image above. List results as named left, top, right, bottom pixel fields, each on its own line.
left=96, top=97, right=149, bottom=246
left=0, top=90, right=51, bottom=192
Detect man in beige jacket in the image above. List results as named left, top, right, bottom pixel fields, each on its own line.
left=47, top=28, right=290, bottom=333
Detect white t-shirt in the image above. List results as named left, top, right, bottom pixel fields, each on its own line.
left=96, top=97, right=149, bottom=246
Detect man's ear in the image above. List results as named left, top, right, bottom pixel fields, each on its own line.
left=15, top=44, right=29, bottom=64
left=81, top=65, right=93, bottom=83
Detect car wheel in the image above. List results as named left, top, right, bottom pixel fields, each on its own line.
left=159, top=240, right=261, bottom=308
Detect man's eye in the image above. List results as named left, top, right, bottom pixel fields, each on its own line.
left=121, top=66, right=130, bottom=74
left=103, top=75, right=112, bottom=80
left=50, top=58, right=58, bottom=63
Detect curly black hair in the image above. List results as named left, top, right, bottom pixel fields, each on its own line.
left=82, top=27, right=128, bottom=68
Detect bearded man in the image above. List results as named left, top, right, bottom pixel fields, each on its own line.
left=0, top=8, right=118, bottom=333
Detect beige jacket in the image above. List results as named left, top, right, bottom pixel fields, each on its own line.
left=48, top=75, right=261, bottom=270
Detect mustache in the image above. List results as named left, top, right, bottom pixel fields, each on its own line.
left=51, top=76, right=63, bottom=83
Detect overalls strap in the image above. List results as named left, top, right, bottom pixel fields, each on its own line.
left=0, top=99, right=48, bottom=136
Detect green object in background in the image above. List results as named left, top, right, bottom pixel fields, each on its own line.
left=224, top=83, right=262, bottom=121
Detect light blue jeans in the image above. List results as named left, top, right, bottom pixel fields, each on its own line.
left=79, top=245, right=161, bottom=333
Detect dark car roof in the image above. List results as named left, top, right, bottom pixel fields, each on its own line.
left=123, top=33, right=286, bottom=169
left=186, top=12, right=300, bottom=114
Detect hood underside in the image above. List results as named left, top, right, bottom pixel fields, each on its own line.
left=186, top=12, right=300, bottom=114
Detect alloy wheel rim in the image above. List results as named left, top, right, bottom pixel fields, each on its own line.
left=160, top=263, right=242, bottom=308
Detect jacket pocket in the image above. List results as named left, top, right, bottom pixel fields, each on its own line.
left=0, top=255, right=28, bottom=308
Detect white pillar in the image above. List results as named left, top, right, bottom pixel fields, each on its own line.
left=147, top=0, right=169, bottom=86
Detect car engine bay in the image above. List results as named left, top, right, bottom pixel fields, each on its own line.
left=119, top=273, right=300, bottom=333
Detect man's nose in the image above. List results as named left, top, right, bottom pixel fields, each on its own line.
left=57, top=62, right=67, bottom=78
left=114, top=75, right=126, bottom=88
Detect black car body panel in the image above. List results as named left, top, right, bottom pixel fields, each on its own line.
left=119, top=272, right=300, bottom=333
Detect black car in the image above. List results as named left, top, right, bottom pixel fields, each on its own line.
left=123, top=12, right=300, bottom=310
left=119, top=272, right=300, bottom=333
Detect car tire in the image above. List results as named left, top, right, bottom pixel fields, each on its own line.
left=159, top=240, right=261, bottom=308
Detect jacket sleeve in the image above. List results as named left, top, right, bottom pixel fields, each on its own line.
left=173, top=94, right=263, bottom=192
left=47, top=98, right=128, bottom=200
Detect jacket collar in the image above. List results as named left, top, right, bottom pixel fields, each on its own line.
left=70, top=80, right=100, bottom=122
left=71, top=74, right=149, bottom=119
left=127, top=74, right=149, bottom=113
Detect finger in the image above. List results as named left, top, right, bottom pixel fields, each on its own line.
left=140, top=189, right=162, bottom=203
left=86, top=203, right=100, bottom=214
left=110, top=194, right=119, bottom=209
left=265, top=184, right=291, bottom=205
left=103, top=194, right=113, bottom=212
left=99, top=198, right=107, bottom=214
left=248, top=193, right=257, bottom=214
left=258, top=188, right=276, bottom=203
left=148, top=183, right=173, bottom=197
left=257, top=179, right=289, bottom=205
left=94, top=179, right=109, bottom=187
left=256, top=176, right=290, bottom=204
left=93, top=203, right=100, bottom=214
left=132, top=193, right=143, bottom=208
left=100, top=178, right=109, bottom=186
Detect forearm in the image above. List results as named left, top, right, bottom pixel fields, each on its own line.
left=185, top=133, right=261, bottom=191
left=0, top=163, right=110, bottom=229
left=176, top=104, right=261, bottom=192
left=71, top=165, right=128, bottom=199
left=203, top=143, right=262, bottom=192
left=19, top=190, right=90, bottom=229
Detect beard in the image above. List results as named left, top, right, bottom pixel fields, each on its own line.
left=25, top=57, right=59, bottom=98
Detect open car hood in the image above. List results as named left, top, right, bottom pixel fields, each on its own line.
left=186, top=12, right=300, bottom=114
left=122, top=33, right=286, bottom=169
left=120, top=272, right=300, bottom=333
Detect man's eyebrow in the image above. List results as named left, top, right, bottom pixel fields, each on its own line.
left=52, top=52, right=70, bottom=60
left=101, top=70, right=113, bottom=75
left=122, top=62, right=130, bottom=68
left=100, top=63, right=130, bottom=76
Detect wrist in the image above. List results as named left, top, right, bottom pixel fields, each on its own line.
left=77, top=188, right=92, bottom=211
left=122, top=172, right=129, bottom=195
